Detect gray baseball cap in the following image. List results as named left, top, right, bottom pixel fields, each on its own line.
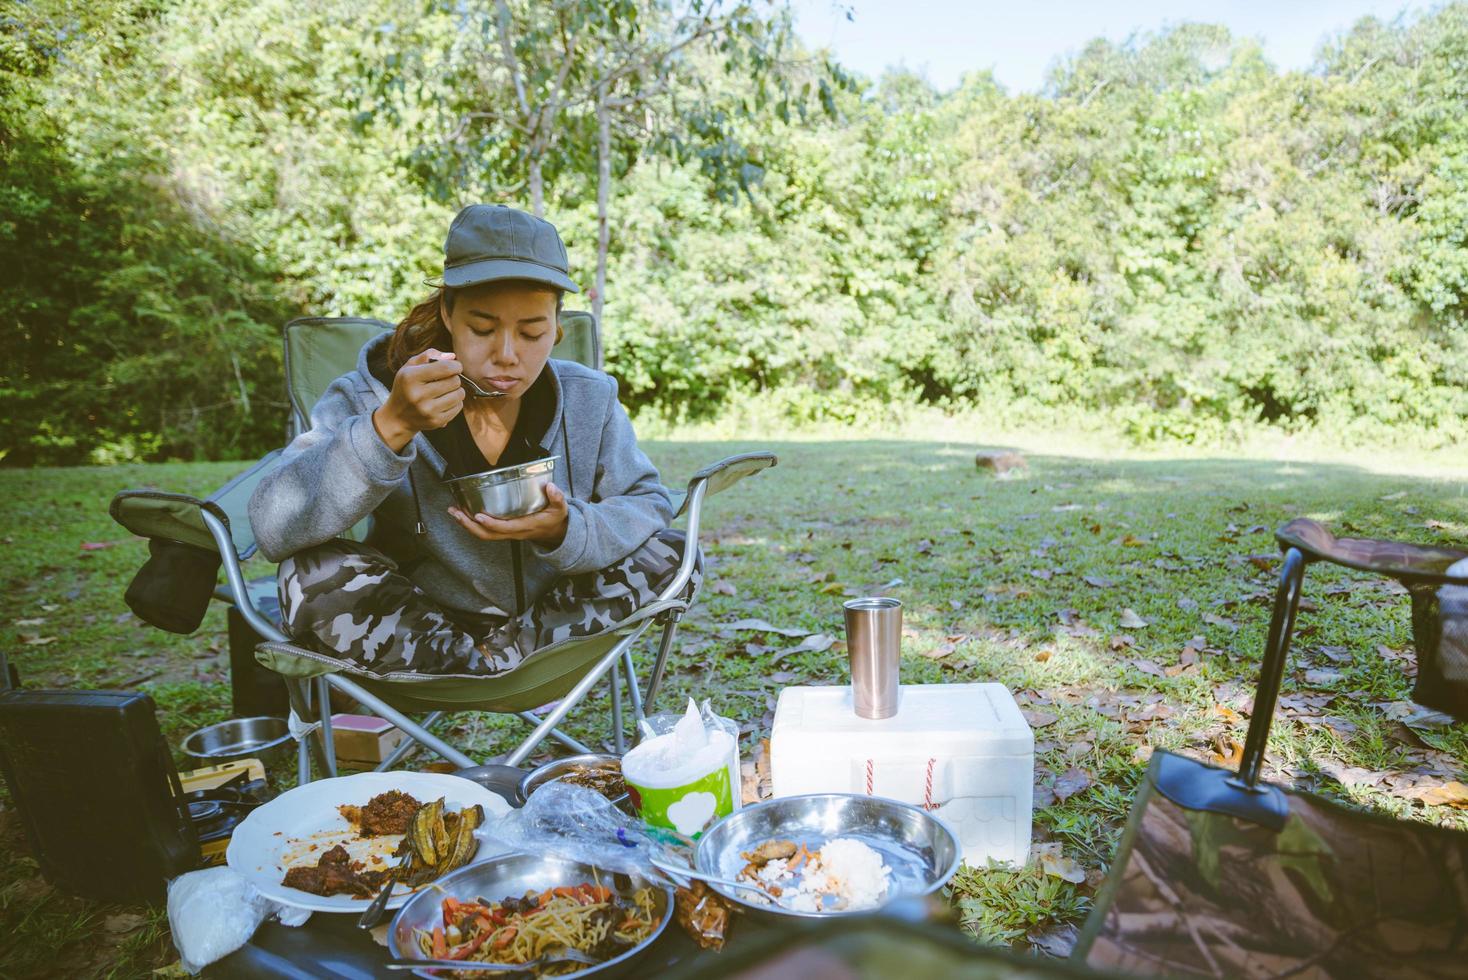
left=442, top=204, right=580, bottom=293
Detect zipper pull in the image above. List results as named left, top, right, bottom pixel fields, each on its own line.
left=415, top=520, right=427, bottom=536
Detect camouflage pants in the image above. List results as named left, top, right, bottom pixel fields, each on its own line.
left=277, top=528, right=699, bottom=676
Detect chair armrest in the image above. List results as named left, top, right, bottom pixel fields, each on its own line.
left=673, top=451, right=778, bottom=520
left=109, top=450, right=280, bottom=560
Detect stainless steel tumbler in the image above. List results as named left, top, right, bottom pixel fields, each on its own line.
left=843, top=597, right=902, bottom=719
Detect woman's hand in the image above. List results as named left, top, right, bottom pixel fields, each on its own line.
left=373, top=348, right=464, bottom=452
left=448, top=482, right=569, bottom=547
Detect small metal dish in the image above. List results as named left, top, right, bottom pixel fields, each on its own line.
left=444, top=456, right=559, bottom=520
left=692, top=793, right=961, bottom=920
left=388, top=853, right=674, bottom=978
left=181, top=717, right=292, bottom=769
left=519, top=753, right=625, bottom=805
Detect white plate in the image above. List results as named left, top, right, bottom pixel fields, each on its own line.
left=226, top=771, right=512, bottom=913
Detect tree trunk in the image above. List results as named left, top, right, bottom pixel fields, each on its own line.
left=593, top=94, right=611, bottom=368
left=529, top=158, right=544, bottom=217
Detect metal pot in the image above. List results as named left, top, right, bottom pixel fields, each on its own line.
left=181, top=716, right=292, bottom=770
left=443, top=456, right=558, bottom=520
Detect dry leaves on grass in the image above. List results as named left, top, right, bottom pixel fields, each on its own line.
left=1033, top=842, right=1087, bottom=884
left=1118, top=608, right=1149, bottom=629
left=1208, top=735, right=1244, bottom=768
left=723, top=618, right=810, bottom=637
left=1052, top=767, right=1093, bottom=802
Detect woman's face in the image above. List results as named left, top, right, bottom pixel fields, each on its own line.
left=441, top=282, right=558, bottom=400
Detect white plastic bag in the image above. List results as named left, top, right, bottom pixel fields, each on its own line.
left=167, top=867, right=308, bottom=974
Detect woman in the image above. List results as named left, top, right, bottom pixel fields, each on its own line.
left=248, top=204, right=695, bottom=675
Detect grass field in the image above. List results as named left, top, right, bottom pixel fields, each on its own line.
left=2, top=431, right=1466, bottom=976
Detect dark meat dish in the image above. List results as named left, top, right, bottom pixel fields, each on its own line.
left=338, top=789, right=422, bottom=836
left=281, top=844, right=388, bottom=897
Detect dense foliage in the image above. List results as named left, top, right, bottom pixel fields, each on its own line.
left=3, top=1, right=1466, bottom=463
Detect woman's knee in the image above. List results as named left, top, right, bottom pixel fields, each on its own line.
left=278, top=539, right=398, bottom=628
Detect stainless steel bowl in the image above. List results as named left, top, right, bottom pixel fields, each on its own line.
left=181, top=716, right=292, bottom=769
left=443, top=456, right=558, bottom=520
left=692, top=793, right=961, bottom=920
left=519, top=753, right=624, bottom=802
left=388, top=853, right=674, bottom=978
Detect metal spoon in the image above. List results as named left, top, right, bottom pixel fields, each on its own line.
left=385, top=946, right=601, bottom=972
left=459, top=375, right=508, bottom=399
left=648, top=857, right=773, bottom=898
left=425, top=353, right=507, bottom=399
left=358, top=850, right=414, bottom=930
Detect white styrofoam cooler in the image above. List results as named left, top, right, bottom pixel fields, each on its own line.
left=769, top=683, right=1032, bottom=868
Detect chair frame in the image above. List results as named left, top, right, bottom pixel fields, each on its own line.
left=200, top=472, right=721, bottom=783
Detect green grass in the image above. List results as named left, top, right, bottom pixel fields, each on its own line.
left=2, top=435, right=1466, bottom=975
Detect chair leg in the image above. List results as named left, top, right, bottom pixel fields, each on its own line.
left=622, top=646, right=645, bottom=730
left=373, top=711, right=445, bottom=772
left=644, top=613, right=682, bottom=716
left=514, top=712, right=593, bottom=754
left=316, top=676, right=338, bottom=779
left=610, top=662, right=626, bottom=755
left=285, top=677, right=331, bottom=782
left=502, top=630, right=644, bottom=767
left=1234, top=548, right=1307, bottom=788
left=323, top=674, right=477, bottom=770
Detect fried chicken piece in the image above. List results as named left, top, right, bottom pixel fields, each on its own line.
left=740, top=839, right=798, bottom=865
left=282, top=844, right=388, bottom=897
left=340, top=790, right=422, bottom=836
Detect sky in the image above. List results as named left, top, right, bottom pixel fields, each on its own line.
left=790, top=0, right=1425, bottom=93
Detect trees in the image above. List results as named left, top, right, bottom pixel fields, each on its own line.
left=3, top=0, right=1466, bottom=463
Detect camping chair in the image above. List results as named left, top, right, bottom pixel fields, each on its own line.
left=111, top=313, right=776, bottom=784
left=1076, top=519, right=1468, bottom=977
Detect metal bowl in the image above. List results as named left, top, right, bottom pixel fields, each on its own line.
left=443, top=456, right=558, bottom=520
left=181, top=716, right=292, bottom=770
left=692, top=793, right=961, bottom=920
left=519, top=753, right=625, bottom=803
left=388, top=853, right=674, bottom=978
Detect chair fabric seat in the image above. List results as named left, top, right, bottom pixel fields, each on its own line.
left=1277, top=517, right=1468, bottom=585
left=255, top=598, right=684, bottom=714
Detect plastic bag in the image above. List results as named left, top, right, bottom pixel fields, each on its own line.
left=167, top=867, right=307, bottom=974
left=623, top=699, right=742, bottom=836
left=492, top=782, right=689, bottom=876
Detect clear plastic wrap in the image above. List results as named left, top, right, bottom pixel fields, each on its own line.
left=492, top=782, right=691, bottom=875
left=167, top=866, right=309, bottom=974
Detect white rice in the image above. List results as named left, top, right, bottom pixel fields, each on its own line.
left=751, top=838, right=892, bottom=912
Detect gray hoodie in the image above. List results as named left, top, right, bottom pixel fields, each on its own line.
left=248, top=332, right=673, bottom=616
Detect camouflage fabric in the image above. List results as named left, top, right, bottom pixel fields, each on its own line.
left=1078, top=751, right=1468, bottom=979
left=277, top=528, right=698, bottom=676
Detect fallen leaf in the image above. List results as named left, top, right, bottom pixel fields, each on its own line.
left=1031, top=568, right=1055, bottom=581
left=1121, top=534, right=1146, bottom=548
left=1118, top=608, right=1149, bottom=629
left=21, top=634, right=57, bottom=646
left=1034, top=842, right=1087, bottom=883
left=1405, top=781, right=1468, bottom=808
left=1033, top=649, right=1053, bottom=663
left=1304, top=668, right=1343, bottom=687
left=80, top=541, right=119, bottom=551
left=1132, top=743, right=1155, bottom=763
left=1212, top=704, right=1244, bottom=726
left=1202, top=613, right=1239, bottom=630
left=1207, top=735, right=1244, bottom=769
left=1108, top=634, right=1136, bottom=650
left=1022, top=709, right=1059, bottom=728
left=1027, top=923, right=1080, bottom=958
left=1176, top=596, right=1199, bottom=611
left=1053, top=767, right=1092, bottom=802
left=1083, top=575, right=1114, bottom=588
left=1128, top=658, right=1166, bottom=679
left=725, top=618, right=810, bottom=638
left=1065, top=741, right=1093, bottom=758
left=14, top=617, right=45, bottom=627
left=712, top=581, right=737, bottom=596
left=789, top=632, right=836, bottom=654
left=103, top=913, right=147, bottom=935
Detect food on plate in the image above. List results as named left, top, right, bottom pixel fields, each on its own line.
left=281, top=844, right=388, bottom=897
left=737, top=837, right=892, bottom=913
left=339, top=789, right=423, bottom=836
left=398, top=797, right=485, bottom=887
left=412, top=882, right=660, bottom=973
left=673, top=880, right=731, bottom=951
left=281, top=793, right=483, bottom=897
left=555, top=763, right=626, bottom=800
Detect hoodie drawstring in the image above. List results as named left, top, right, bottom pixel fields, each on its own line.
left=407, top=467, right=427, bottom=537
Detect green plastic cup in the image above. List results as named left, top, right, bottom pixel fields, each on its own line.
left=625, top=763, right=734, bottom=838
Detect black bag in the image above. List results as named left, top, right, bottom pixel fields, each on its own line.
left=124, top=536, right=223, bottom=634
